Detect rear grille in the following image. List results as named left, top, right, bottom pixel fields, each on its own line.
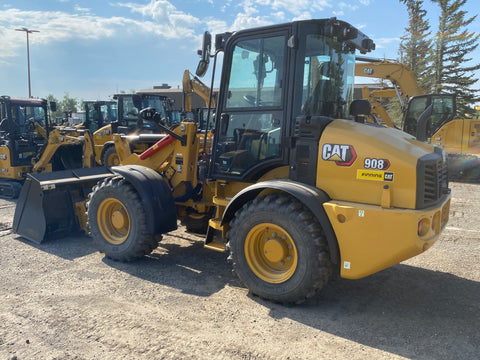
left=416, top=150, right=449, bottom=209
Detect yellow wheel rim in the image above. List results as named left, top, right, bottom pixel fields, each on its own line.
left=97, top=197, right=130, bottom=245
left=244, top=223, right=298, bottom=283
left=107, top=153, right=120, bottom=166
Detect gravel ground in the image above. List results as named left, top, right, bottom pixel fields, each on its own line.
left=0, top=181, right=479, bottom=360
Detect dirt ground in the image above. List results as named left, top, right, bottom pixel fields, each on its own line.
left=0, top=181, right=479, bottom=360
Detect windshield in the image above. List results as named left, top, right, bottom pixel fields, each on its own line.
left=99, top=104, right=117, bottom=125
left=13, top=105, right=47, bottom=133
left=123, top=95, right=167, bottom=129
left=301, top=34, right=355, bottom=118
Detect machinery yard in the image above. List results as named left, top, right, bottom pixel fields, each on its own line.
left=0, top=180, right=478, bottom=360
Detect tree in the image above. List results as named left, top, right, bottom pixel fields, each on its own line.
left=59, top=92, right=78, bottom=113
left=399, top=0, right=433, bottom=92
left=431, top=0, right=480, bottom=115
left=45, top=94, right=61, bottom=119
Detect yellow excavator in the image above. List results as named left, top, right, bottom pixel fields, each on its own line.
left=14, top=18, right=451, bottom=304
left=355, top=58, right=480, bottom=180
left=354, top=57, right=424, bottom=126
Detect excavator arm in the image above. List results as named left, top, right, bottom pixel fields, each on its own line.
left=355, top=59, right=425, bottom=98
left=355, top=59, right=426, bottom=128
left=182, top=70, right=216, bottom=112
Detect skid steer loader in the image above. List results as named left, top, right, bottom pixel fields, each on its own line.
left=14, top=18, right=451, bottom=304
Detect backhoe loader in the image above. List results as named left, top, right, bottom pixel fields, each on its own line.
left=13, top=18, right=451, bottom=304
left=0, top=96, right=95, bottom=198
left=355, top=58, right=480, bottom=180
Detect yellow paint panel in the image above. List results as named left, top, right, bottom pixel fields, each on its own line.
left=323, top=196, right=451, bottom=279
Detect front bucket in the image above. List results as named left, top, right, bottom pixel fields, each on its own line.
left=13, top=167, right=115, bottom=244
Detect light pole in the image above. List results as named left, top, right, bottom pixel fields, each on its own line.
left=15, top=27, right=40, bottom=98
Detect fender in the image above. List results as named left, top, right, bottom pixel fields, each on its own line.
left=111, top=165, right=177, bottom=235
left=99, top=141, right=115, bottom=160
left=221, top=179, right=340, bottom=264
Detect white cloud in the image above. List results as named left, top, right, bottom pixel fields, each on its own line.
left=117, top=0, right=201, bottom=37
left=292, top=12, right=312, bottom=21
left=74, top=5, right=91, bottom=13
left=373, top=37, right=401, bottom=49
left=250, top=0, right=332, bottom=16
left=205, top=18, right=229, bottom=35
left=0, top=4, right=201, bottom=60
left=230, top=13, right=273, bottom=32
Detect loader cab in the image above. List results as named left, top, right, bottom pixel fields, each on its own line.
left=403, top=94, right=456, bottom=140
left=114, top=94, right=180, bottom=133
left=208, top=19, right=373, bottom=181
left=84, top=101, right=117, bottom=132
left=0, top=96, right=51, bottom=166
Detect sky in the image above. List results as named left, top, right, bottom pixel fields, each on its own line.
left=1, top=0, right=479, bottom=104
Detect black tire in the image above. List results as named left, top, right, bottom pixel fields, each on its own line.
left=87, top=176, right=160, bottom=261
left=102, top=145, right=119, bottom=166
left=227, top=194, right=332, bottom=304
left=182, top=209, right=213, bottom=234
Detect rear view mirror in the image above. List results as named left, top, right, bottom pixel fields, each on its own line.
left=196, top=32, right=212, bottom=77
left=50, top=101, right=57, bottom=112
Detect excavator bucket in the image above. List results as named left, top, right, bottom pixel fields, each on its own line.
left=13, top=167, right=115, bottom=244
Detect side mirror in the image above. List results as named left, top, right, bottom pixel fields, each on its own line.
left=196, top=31, right=212, bottom=77
left=50, top=101, right=57, bottom=112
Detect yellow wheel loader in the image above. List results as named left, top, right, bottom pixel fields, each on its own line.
left=91, top=93, right=182, bottom=166
left=0, top=96, right=95, bottom=198
left=14, top=18, right=451, bottom=304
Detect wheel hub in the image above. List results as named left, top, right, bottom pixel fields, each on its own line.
left=97, top=197, right=130, bottom=245
left=244, top=223, right=298, bottom=283
left=264, top=238, right=287, bottom=263
left=111, top=209, right=127, bottom=229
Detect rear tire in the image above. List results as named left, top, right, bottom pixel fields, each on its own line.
left=87, top=176, right=160, bottom=261
left=102, top=145, right=120, bottom=166
left=228, top=194, right=332, bottom=304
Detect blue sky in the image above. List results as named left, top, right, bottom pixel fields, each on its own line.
left=1, top=0, right=479, bottom=103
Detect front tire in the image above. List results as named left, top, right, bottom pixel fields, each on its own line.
left=102, top=145, right=120, bottom=166
left=228, top=194, right=332, bottom=304
left=87, top=176, right=160, bottom=261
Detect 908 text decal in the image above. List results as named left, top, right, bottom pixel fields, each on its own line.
left=364, top=158, right=390, bottom=170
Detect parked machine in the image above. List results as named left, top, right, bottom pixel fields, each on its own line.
left=14, top=18, right=451, bottom=304
left=355, top=58, right=480, bottom=180
left=92, top=93, right=181, bottom=166
left=0, top=96, right=95, bottom=198
left=82, top=100, right=117, bottom=133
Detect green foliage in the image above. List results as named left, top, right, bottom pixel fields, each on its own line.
left=45, top=93, right=80, bottom=123
left=45, top=94, right=61, bottom=119
left=399, top=0, right=433, bottom=92
left=59, top=92, right=78, bottom=113
left=399, top=0, right=480, bottom=115
left=431, top=0, right=480, bottom=115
